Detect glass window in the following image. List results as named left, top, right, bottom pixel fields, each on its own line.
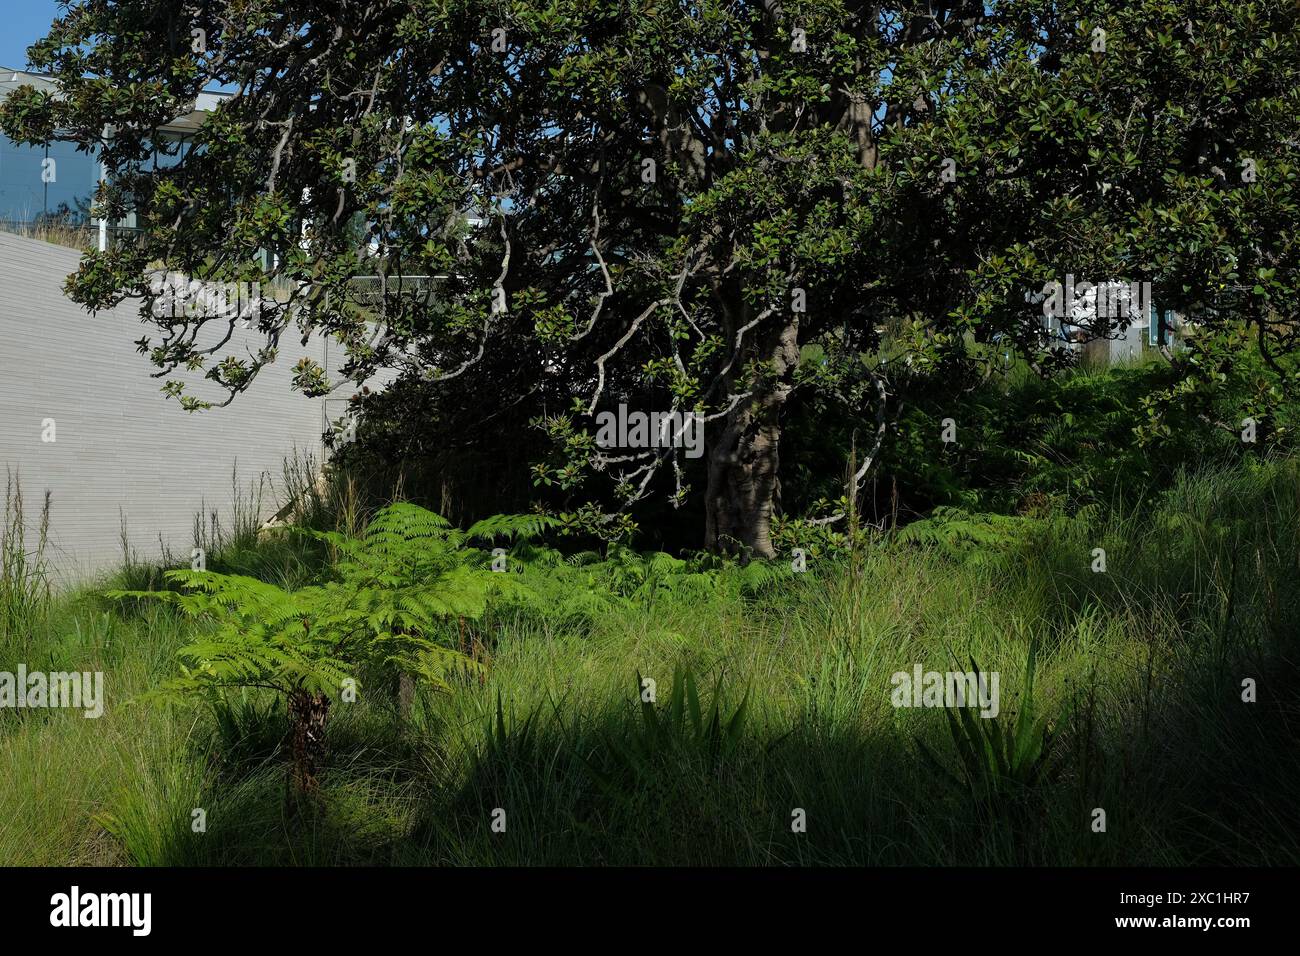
left=0, top=135, right=100, bottom=225
left=43, top=140, right=98, bottom=224
left=0, top=137, right=47, bottom=224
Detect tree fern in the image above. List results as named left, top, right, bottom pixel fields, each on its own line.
left=108, top=503, right=536, bottom=793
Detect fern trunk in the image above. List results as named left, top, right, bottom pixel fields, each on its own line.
left=288, top=690, right=331, bottom=796
left=397, top=673, right=415, bottom=720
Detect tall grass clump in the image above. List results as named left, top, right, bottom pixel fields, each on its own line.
left=0, top=217, right=95, bottom=251
left=1, top=472, right=52, bottom=653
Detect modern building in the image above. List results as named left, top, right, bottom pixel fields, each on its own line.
left=1, top=67, right=233, bottom=249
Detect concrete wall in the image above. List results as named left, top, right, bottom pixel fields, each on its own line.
left=1081, top=321, right=1150, bottom=365
left=0, top=231, right=337, bottom=584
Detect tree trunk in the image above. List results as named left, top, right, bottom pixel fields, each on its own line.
left=287, top=689, right=331, bottom=796
left=397, top=673, right=415, bottom=720
left=705, top=313, right=800, bottom=559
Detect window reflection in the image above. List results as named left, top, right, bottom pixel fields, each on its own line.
left=0, top=127, right=194, bottom=228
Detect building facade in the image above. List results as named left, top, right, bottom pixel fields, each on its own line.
left=0, top=230, right=345, bottom=583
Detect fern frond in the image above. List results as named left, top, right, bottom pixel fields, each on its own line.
left=466, top=513, right=561, bottom=542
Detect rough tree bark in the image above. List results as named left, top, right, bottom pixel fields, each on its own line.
left=287, top=689, right=331, bottom=797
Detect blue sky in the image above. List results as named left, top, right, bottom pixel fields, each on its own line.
left=1, top=0, right=64, bottom=71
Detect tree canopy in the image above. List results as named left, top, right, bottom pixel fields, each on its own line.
left=5, top=0, right=1300, bottom=556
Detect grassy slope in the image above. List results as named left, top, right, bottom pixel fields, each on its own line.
left=1, top=459, right=1297, bottom=866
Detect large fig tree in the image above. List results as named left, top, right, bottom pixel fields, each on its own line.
left=5, top=1, right=1299, bottom=556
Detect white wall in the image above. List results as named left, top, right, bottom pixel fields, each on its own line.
left=0, top=232, right=341, bottom=584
